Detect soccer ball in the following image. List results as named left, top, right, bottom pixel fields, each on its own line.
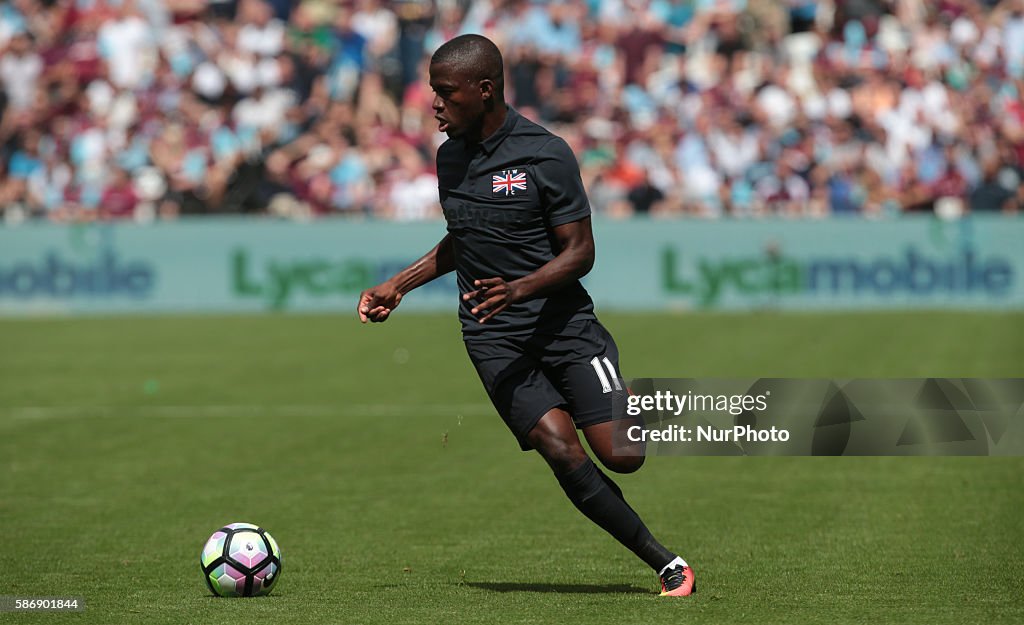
left=200, top=522, right=282, bottom=597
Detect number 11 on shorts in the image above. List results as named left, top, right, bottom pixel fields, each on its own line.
left=590, top=356, right=622, bottom=393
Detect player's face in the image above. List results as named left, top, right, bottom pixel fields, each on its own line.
left=429, top=63, right=487, bottom=139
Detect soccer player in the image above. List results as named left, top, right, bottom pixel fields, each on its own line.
left=357, top=34, right=695, bottom=597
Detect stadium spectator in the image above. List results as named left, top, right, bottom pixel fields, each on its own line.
left=1, top=0, right=1023, bottom=222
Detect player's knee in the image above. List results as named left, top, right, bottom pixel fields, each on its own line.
left=600, top=454, right=645, bottom=474
left=529, top=430, right=588, bottom=474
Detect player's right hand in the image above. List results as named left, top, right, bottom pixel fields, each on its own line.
left=357, top=282, right=403, bottom=323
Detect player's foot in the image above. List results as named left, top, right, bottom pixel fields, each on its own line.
left=659, top=559, right=696, bottom=597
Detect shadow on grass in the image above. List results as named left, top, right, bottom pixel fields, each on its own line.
left=202, top=594, right=282, bottom=600
left=463, top=582, right=649, bottom=594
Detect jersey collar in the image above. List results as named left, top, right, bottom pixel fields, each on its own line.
left=479, top=105, right=519, bottom=156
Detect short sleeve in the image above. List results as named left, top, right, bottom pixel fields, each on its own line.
left=533, top=137, right=591, bottom=227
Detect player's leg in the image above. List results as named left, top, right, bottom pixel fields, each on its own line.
left=525, top=409, right=694, bottom=596
left=523, top=407, right=588, bottom=473
left=464, top=339, right=651, bottom=553
left=466, top=335, right=695, bottom=596
left=581, top=419, right=644, bottom=474
left=542, top=320, right=644, bottom=473
left=535, top=321, right=696, bottom=596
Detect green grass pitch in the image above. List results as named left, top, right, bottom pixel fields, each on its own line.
left=1, top=311, right=1022, bottom=625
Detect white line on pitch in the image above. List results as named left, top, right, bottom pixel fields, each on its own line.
left=1, top=403, right=493, bottom=421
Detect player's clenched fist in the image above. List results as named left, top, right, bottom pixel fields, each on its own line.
left=358, top=282, right=403, bottom=323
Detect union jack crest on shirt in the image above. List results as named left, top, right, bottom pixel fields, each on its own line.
left=492, top=170, right=528, bottom=196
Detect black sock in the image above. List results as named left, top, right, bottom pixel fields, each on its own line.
left=555, top=458, right=676, bottom=571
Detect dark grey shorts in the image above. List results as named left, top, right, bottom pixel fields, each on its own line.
left=465, top=319, right=626, bottom=451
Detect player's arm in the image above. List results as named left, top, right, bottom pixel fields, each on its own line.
left=357, top=234, right=454, bottom=323
left=463, top=218, right=593, bottom=323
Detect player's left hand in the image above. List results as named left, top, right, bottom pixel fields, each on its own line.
left=463, top=278, right=521, bottom=323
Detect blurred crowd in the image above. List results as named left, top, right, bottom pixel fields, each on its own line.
left=1, top=0, right=1023, bottom=222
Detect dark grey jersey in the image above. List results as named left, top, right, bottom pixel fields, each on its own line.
left=437, top=108, right=596, bottom=339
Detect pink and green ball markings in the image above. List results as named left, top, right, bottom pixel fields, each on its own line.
left=201, top=522, right=282, bottom=597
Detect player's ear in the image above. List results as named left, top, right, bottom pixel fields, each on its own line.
left=479, top=78, right=495, bottom=103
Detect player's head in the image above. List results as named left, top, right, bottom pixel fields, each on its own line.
left=429, top=34, right=504, bottom=139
